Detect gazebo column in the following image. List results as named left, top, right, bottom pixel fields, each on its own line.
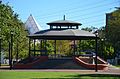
left=60, top=26, right=61, bottom=29
left=54, top=40, right=56, bottom=58
left=33, top=39, right=36, bottom=56
left=67, top=26, right=69, bottom=29
left=39, top=40, right=41, bottom=56
left=28, top=38, right=31, bottom=58
left=76, top=25, right=78, bottom=29
left=50, top=25, right=52, bottom=29
left=45, top=40, right=47, bottom=55
left=43, top=40, right=47, bottom=55
left=73, top=40, right=75, bottom=56
left=79, top=40, right=81, bottom=53
left=76, top=40, right=78, bottom=55
left=40, top=40, right=44, bottom=55
left=40, top=40, right=42, bottom=50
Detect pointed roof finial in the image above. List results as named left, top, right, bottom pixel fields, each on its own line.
left=63, top=15, right=65, bottom=20
left=30, top=14, right=32, bottom=16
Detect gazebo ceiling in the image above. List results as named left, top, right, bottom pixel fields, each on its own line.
left=28, top=29, right=96, bottom=40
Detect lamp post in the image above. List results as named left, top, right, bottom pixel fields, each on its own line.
left=10, top=31, right=13, bottom=70
left=95, top=31, right=98, bottom=72
left=16, top=38, right=18, bottom=62
left=0, top=36, right=1, bottom=66
left=0, top=28, right=1, bottom=66
left=8, top=41, right=10, bottom=66
left=101, top=39, right=104, bottom=59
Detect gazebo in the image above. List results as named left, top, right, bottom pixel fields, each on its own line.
left=26, top=17, right=101, bottom=71
left=13, top=16, right=109, bottom=71
left=28, top=17, right=97, bottom=56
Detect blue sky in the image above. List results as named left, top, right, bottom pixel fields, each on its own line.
left=2, top=0, right=119, bottom=30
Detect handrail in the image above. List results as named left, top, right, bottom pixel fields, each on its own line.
left=73, top=57, right=108, bottom=70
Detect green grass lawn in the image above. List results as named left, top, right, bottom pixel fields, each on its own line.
left=0, top=71, right=120, bottom=79
left=1, top=64, right=9, bottom=66
left=114, top=65, right=120, bottom=68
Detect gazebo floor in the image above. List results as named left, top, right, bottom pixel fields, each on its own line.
left=13, top=56, right=108, bottom=70
left=33, top=58, right=87, bottom=69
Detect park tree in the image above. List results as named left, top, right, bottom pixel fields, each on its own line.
left=0, top=2, right=28, bottom=59
left=105, top=9, right=120, bottom=53
left=46, top=40, right=71, bottom=56
left=80, top=27, right=97, bottom=52
left=97, top=27, right=115, bottom=59
left=80, top=26, right=115, bottom=60
left=56, top=40, right=71, bottom=56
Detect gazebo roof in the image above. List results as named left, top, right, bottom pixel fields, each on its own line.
left=47, top=20, right=81, bottom=26
left=28, top=18, right=98, bottom=40
left=28, top=29, right=96, bottom=40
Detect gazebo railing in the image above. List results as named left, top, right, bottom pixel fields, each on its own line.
left=48, top=54, right=72, bottom=59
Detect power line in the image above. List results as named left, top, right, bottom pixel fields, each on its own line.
left=74, top=13, right=105, bottom=21
left=68, top=8, right=108, bottom=19
left=82, top=20, right=105, bottom=27
left=61, top=0, right=108, bottom=14
left=22, top=1, right=117, bottom=22
left=21, top=1, right=117, bottom=29
left=34, top=1, right=117, bottom=19
left=65, top=1, right=116, bottom=14
left=34, top=0, right=108, bottom=18
left=82, top=18, right=104, bottom=24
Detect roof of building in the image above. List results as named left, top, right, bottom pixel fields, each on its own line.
left=47, top=20, right=82, bottom=26
left=28, top=17, right=98, bottom=40
left=28, top=29, right=96, bottom=40
left=25, top=14, right=42, bottom=34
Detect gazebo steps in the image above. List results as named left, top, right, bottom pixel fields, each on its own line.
left=13, top=56, right=108, bottom=70
left=13, top=56, right=48, bottom=69
left=73, top=57, right=108, bottom=70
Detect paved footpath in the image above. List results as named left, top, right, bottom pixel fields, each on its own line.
left=0, top=66, right=120, bottom=75
left=98, top=65, right=120, bottom=75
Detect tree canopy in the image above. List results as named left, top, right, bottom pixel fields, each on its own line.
left=0, top=2, right=28, bottom=59
left=106, top=9, right=120, bottom=52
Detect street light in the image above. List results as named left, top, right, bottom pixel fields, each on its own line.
left=10, top=31, right=13, bottom=70
left=101, top=39, right=104, bottom=58
left=0, top=36, right=1, bottom=66
left=0, top=28, right=1, bottom=66
left=94, top=30, right=98, bottom=72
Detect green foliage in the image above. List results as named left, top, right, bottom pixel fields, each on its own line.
left=56, top=40, right=71, bottom=56
left=81, top=26, right=115, bottom=59
left=46, top=40, right=54, bottom=54
left=0, top=2, right=28, bottom=59
left=103, top=42, right=115, bottom=59
left=46, top=40, right=71, bottom=56
left=79, top=52, right=86, bottom=55
left=106, top=9, right=120, bottom=52
left=78, top=40, right=95, bottom=52
left=80, top=27, right=96, bottom=53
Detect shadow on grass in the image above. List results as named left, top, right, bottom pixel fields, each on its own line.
left=65, top=74, right=120, bottom=77
left=32, top=78, right=81, bottom=79
left=31, top=74, right=120, bottom=79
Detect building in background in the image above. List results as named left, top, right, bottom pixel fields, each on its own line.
left=105, top=7, right=120, bottom=34
left=25, top=14, right=42, bottom=34
left=105, top=8, right=120, bottom=65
